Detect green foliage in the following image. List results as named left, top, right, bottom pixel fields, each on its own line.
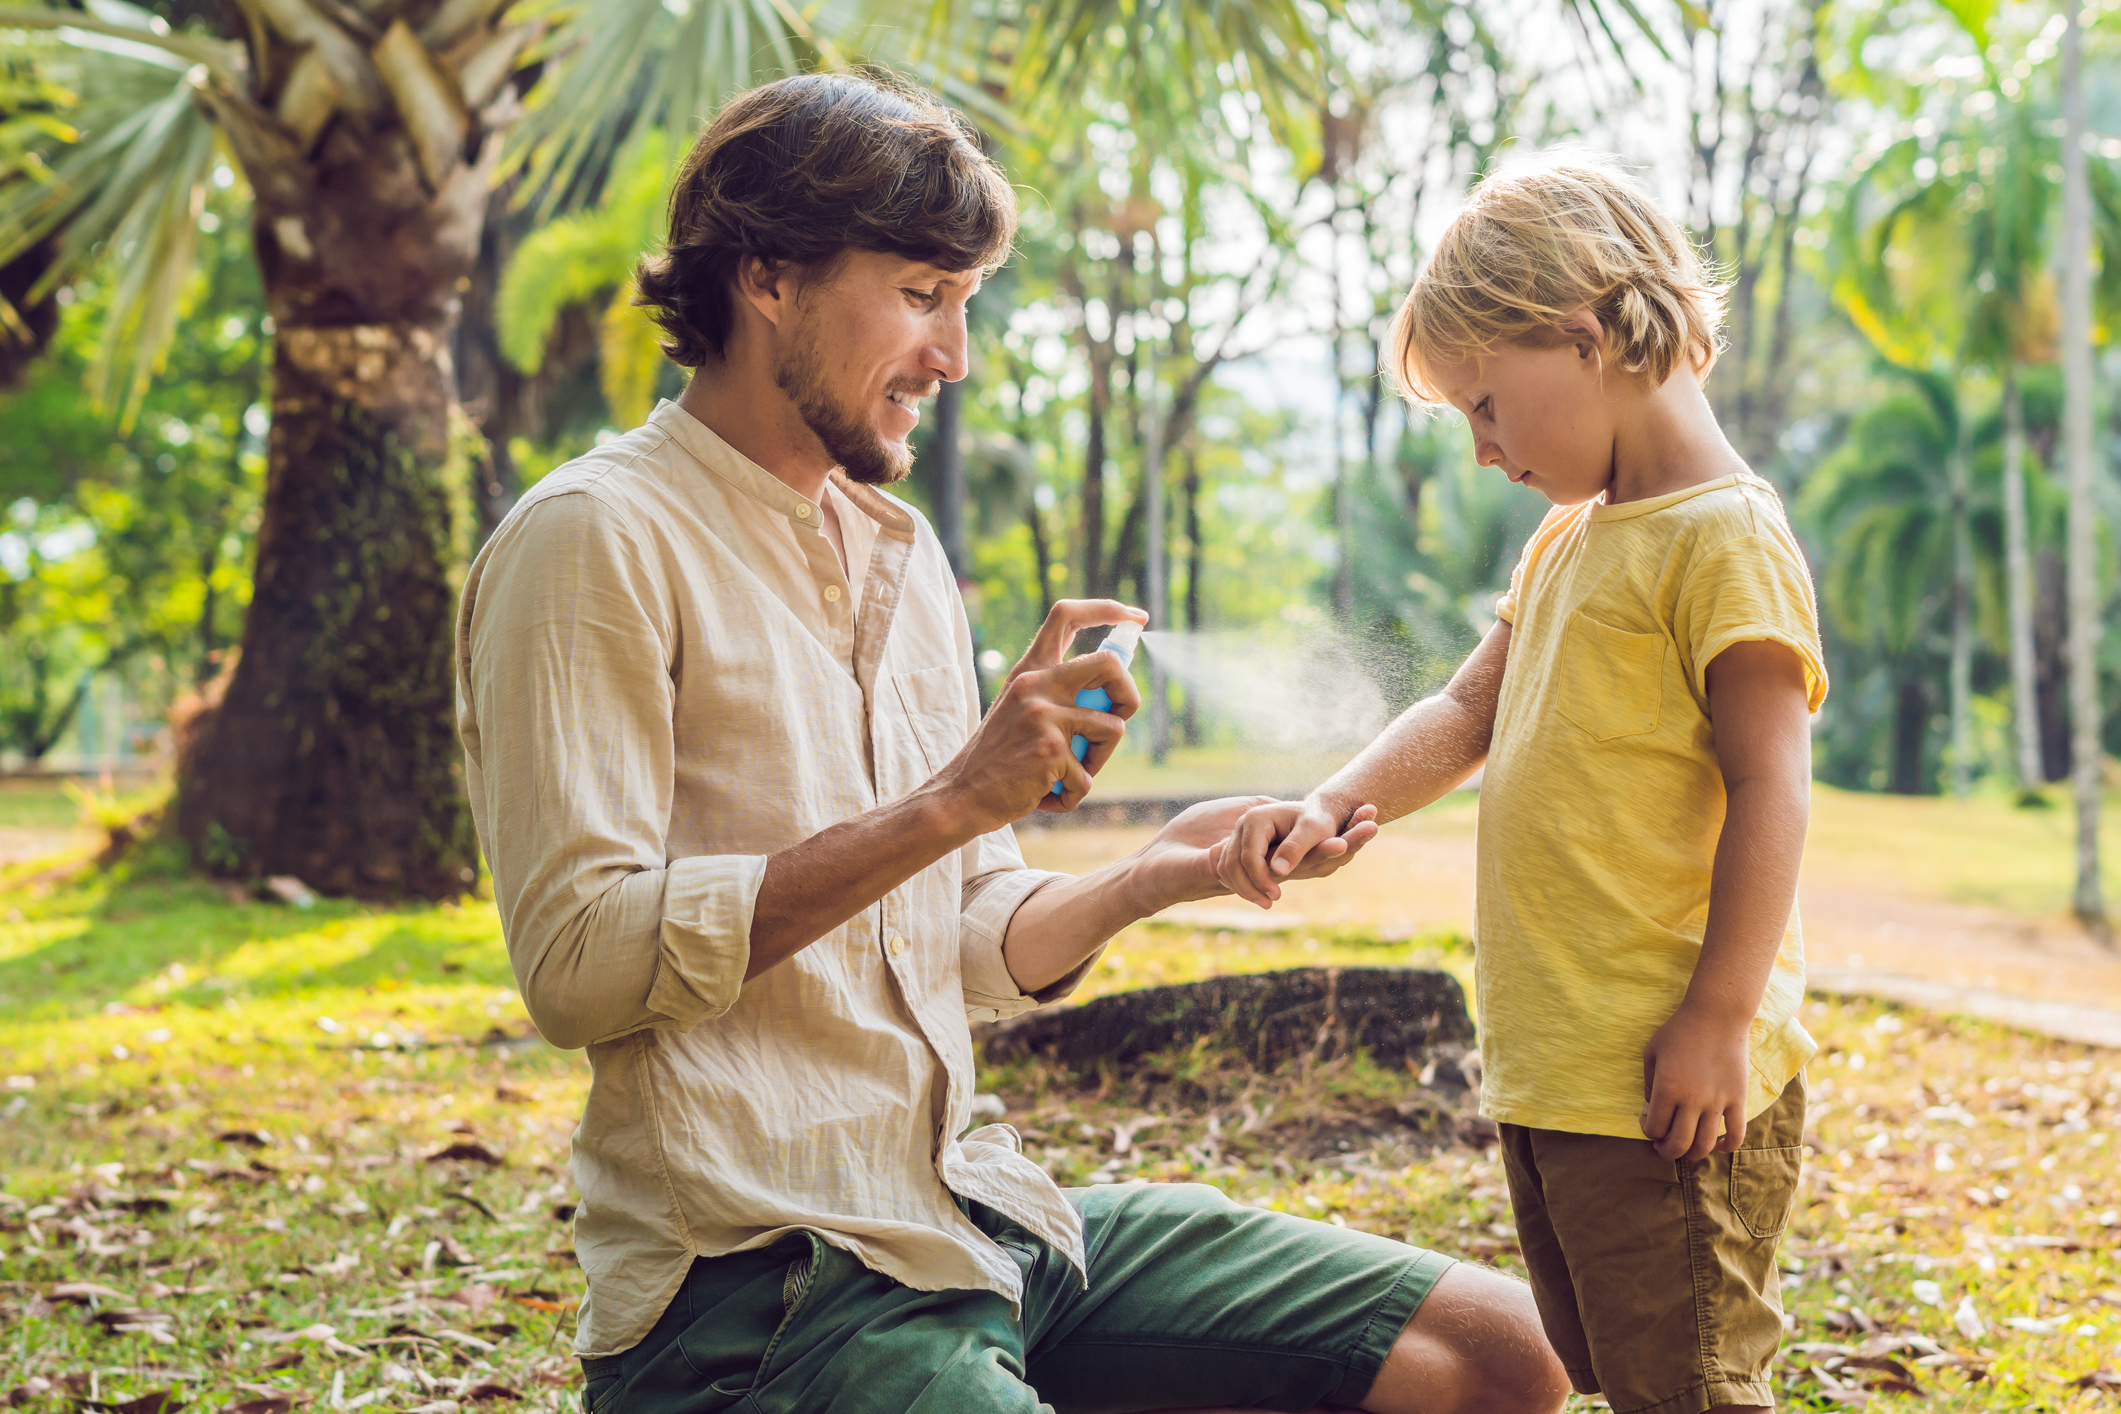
left=0, top=185, right=264, bottom=764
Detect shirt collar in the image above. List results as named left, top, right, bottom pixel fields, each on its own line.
left=650, top=400, right=914, bottom=542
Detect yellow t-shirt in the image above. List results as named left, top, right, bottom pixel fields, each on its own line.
left=1477, top=471, right=1828, bottom=1139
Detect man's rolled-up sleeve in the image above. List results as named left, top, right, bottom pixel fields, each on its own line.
left=957, top=824, right=1077, bottom=1023
left=460, top=491, right=763, bottom=1050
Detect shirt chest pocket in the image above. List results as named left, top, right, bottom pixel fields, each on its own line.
left=1555, top=611, right=1667, bottom=742
left=890, top=663, right=970, bottom=776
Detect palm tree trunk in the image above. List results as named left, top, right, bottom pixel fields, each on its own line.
left=1947, top=410, right=1974, bottom=798
left=2060, top=0, right=2110, bottom=940
left=2001, top=369, right=2043, bottom=791
left=173, top=124, right=484, bottom=900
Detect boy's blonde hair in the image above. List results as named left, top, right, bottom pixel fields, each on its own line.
left=1386, top=153, right=1728, bottom=406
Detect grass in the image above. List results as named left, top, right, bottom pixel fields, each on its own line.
left=1, top=789, right=2119, bottom=1409
left=1802, top=782, right=2121, bottom=917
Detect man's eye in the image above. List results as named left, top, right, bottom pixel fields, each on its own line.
left=904, top=288, right=939, bottom=306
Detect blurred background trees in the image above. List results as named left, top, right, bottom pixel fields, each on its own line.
left=0, top=0, right=2116, bottom=925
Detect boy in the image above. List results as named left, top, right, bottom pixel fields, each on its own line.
left=1219, top=155, right=1827, bottom=1414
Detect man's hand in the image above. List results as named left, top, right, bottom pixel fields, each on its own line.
left=1640, top=1003, right=1752, bottom=1162
left=1214, top=794, right=1382, bottom=909
left=932, top=599, right=1146, bottom=828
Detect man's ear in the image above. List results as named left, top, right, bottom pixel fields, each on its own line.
left=736, top=255, right=790, bottom=332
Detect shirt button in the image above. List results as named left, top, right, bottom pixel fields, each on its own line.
left=794, top=503, right=813, bottom=520
left=824, top=585, right=842, bottom=603
left=888, top=934, right=908, bottom=957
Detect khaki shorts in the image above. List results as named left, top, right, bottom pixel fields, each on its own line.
left=1499, top=1074, right=1805, bottom=1414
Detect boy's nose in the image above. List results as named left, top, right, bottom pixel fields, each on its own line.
left=1475, top=441, right=1504, bottom=468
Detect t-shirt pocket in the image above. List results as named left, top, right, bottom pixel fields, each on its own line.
left=1555, top=611, right=1667, bottom=742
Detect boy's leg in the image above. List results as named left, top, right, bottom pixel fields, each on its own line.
left=1003, top=1181, right=1565, bottom=1414
left=1496, top=1122, right=1600, bottom=1395
left=1506, top=1076, right=1806, bottom=1414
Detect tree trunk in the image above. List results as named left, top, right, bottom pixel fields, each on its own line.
left=2060, top=0, right=2109, bottom=939
left=931, top=378, right=968, bottom=582
left=979, top=967, right=1475, bottom=1075
left=1182, top=448, right=1203, bottom=746
left=1946, top=411, right=1974, bottom=798
left=1892, top=670, right=1929, bottom=795
left=2001, top=370, right=2043, bottom=790
left=2036, top=549, right=2072, bottom=783
left=1026, top=500, right=1054, bottom=616
left=457, top=182, right=528, bottom=541
left=175, top=121, right=485, bottom=900
left=1082, top=357, right=1109, bottom=598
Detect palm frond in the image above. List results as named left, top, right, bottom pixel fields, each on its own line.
left=504, top=0, right=831, bottom=218
left=0, top=22, right=218, bottom=423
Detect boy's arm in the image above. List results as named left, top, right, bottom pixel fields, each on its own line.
left=1217, top=619, right=1512, bottom=907
left=1641, top=637, right=1813, bottom=1162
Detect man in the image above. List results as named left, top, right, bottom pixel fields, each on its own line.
left=456, top=71, right=1568, bottom=1414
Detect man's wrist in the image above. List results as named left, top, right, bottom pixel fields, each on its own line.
left=908, top=781, right=997, bottom=853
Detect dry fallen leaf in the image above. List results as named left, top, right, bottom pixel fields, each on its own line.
left=216, top=1131, right=270, bottom=1149
left=2075, top=1371, right=2121, bottom=1391
left=47, top=1282, right=128, bottom=1304
left=425, top=1143, right=503, bottom=1167
left=459, top=1387, right=520, bottom=1404
left=225, top=1401, right=293, bottom=1414
left=76, top=1392, right=184, bottom=1414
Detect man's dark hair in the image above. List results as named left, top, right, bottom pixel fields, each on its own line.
left=633, top=71, right=1017, bottom=367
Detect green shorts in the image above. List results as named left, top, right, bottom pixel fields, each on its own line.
left=581, top=1182, right=1456, bottom=1414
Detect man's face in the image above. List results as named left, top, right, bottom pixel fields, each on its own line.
left=775, top=251, right=979, bottom=485
left=1434, top=335, right=1619, bottom=508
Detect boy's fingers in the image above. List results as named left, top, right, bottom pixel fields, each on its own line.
left=1222, top=815, right=1279, bottom=908
left=1238, top=809, right=1290, bottom=900
left=1269, top=812, right=1333, bottom=876
left=1716, top=1106, right=1747, bottom=1154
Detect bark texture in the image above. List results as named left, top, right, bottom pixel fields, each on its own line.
left=980, top=967, right=1475, bottom=1074
left=174, top=107, right=490, bottom=898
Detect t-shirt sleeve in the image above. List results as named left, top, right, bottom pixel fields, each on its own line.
left=1493, top=551, right=1526, bottom=625
left=1675, top=533, right=1829, bottom=713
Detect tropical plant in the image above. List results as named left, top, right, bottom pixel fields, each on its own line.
left=1797, top=377, right=1975, bottom=794
left=0, top=0, right=860, bottom=896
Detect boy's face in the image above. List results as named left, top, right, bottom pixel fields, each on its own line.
left=1433, top=335, right=1617, bottom=507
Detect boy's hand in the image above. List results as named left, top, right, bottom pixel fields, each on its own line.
left=1214, top=796, right=1381, bottom=908
left=1640, top=1002, right=1752, bottom=1162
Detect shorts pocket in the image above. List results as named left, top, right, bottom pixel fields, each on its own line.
left=582, top=1370, right=623, bottom=1414
left=1729, top=1145, right=1803, bottom=1239
left=1555, top=612, right=1666, bottom=742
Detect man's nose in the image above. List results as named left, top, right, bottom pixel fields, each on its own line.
left=928, top=309, right=970, bottom=384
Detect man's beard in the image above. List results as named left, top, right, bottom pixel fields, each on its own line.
left=774, top=324, right=922, bottom=487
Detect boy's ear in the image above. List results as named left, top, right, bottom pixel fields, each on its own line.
left=1558, top=307, right=1605, bottom=361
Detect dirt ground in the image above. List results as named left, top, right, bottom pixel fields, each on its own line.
left=1018, top=790, right=2121, bottom=1021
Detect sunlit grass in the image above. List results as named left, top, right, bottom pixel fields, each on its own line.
left=2, top=788, right=2119, bottom=1410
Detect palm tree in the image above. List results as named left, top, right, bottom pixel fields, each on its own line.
left=0, top=0, right=845, bottom=896
left=1798, top=378, right=1977, bottom=795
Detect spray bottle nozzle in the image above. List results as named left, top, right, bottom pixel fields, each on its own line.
left=1051, top=618, right=1145, bottom=795
left=1099, top=620, right=1143, bottom=669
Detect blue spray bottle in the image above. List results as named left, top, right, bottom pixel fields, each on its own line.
left=1051, top=620, right=1143, bottom=796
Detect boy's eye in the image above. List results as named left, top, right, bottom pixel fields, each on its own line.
left=1474, top=397, right=1492, bottom=418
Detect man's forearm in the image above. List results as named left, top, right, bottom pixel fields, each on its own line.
left=1684, top=777, right=1808, bottom=1024
left=748, top=785, right=987, bottom=979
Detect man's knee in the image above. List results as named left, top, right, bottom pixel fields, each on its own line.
left=1363, top=1263, right=1570, bottom=1414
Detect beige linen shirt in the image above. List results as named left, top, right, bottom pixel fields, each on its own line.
left=455, top=401, right=1093, bottom=1359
